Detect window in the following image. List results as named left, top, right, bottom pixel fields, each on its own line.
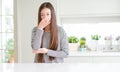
left=63, top=22, right=120, bottom=44
left=0, top=0, right=14, bottom=63
left=61, top=17, right=120, bottom=49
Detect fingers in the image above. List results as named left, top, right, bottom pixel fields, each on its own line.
left=32, top=48, right=48, bottom=54
left=44, top=17, right=50, bottom=23
left=38, top=18, right=50, bottom=29
left=42, top=18, right=50, bottom=26
left=32, top=49, right=42, bottom=53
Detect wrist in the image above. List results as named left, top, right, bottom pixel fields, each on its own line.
left=39, top=28, right=43, bottom=30
left=38, top=27, right=43, bottom=30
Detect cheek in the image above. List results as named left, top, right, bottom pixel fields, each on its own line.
left=41, top=16, right=44, bottom=19
left=47, top=16, right=51, bottom=21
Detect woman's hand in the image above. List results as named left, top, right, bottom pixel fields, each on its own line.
left=38, top=18, right=50, bottom=29
left=32, top=48, right=48, bottom=54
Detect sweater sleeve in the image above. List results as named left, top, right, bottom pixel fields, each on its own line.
left=31, top=27, right=44, bottom=50
left=47, top=27, right=69, bottom=58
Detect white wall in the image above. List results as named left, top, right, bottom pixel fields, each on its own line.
left=16, top=0, right=57, bottom=63
left=59, top=0, right=120, bottom=17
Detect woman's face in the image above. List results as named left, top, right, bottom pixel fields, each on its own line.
left=41, top=8, right=51, bottom=21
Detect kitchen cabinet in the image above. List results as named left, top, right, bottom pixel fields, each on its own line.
left=58, top=0, right=120, bottom=17
left=64, top=51, right=120, bottom=63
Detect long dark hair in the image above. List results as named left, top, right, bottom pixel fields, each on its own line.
left=37, top=2, right=58, bottom=63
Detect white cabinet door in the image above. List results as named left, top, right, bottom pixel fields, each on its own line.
left=64, top=56, right=93, bottom=63
left=59, top=0, right=120, bottom=17
left=64, top=56, right=120, bottom=63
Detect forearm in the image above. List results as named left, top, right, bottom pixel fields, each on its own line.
left=31, top=27, right=44, bottom=50
left=47, top=49, right=68, bottom=58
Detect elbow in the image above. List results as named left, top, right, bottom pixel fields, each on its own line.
left=31, top=43, right=39, bottom=50
left=31, top=44, right=36, bottom=50
left=63, top=52, right=69, bottom=58
left=31, top=39, right=41, bottom=50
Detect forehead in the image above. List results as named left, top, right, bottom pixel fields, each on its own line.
left=41, top=8, right=51, bottom=14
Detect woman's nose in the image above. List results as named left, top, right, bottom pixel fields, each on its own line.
left=43, top=15, right=47, bottom=18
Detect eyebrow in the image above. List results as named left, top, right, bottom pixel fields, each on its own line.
left=41, top=12, right=51, bottom=15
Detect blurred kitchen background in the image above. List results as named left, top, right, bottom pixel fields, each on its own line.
left=0, top=0, right=120, bottom=63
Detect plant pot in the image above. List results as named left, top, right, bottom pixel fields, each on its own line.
left=79, top=48, right=87, bottom=52
left=88, top=40, right=98, bottom=51
left=104, top=40, right=112, bottom=50
left=115, top=40, right=120, bottom=51
left=69, top=43, right=79, bottom=51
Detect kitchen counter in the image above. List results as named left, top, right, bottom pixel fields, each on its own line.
left=1, top=63, right=120, bottom=72
left=69, top=51, right=120, bottom=57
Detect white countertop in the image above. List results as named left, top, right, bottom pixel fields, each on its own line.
left=1, top=63, right=120, bottom=72
left=69, top=51, right=120, bottom=57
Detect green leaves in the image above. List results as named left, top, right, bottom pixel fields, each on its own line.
left=6, top=38, right=14, bottom=50
left=91, top=35, right=101, bottom=40
left=80, top=37, right=86, bottom=45
left=68, top=36, right=79, bottom=43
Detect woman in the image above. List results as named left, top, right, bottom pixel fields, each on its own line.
left=31, top=2, right=69, bottom=63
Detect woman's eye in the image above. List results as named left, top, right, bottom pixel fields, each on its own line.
left=47, top=14, right=50, bottom=16
left=41, top=14, right=44, bottom=16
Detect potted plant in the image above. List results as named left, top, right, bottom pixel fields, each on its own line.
left=89, top=35, right=101, bottom=51
left=116, top=36, right=120, bottom=51
left=6, top=38, right=14, bottom=63
left=80, top=37, right=86, bottom=48
left=8, top=50, right=14, bottom=63
left=104, top=36, right=112, bottom=50
left=68, top=36, right=79, bottom=51
left=79, top=37, right=87, bottom=52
